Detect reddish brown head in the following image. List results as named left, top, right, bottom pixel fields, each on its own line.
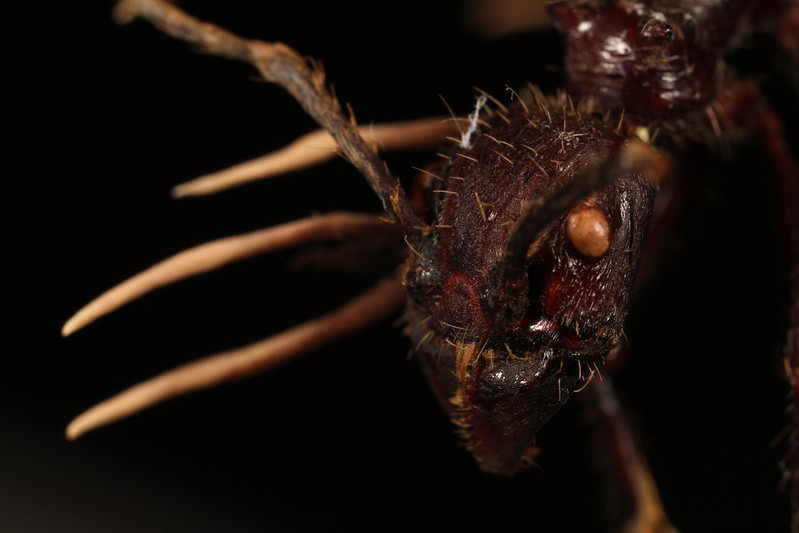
left=404, top=100, right=656, bottom=475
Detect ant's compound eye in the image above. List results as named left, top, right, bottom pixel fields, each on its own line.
left=566, top=204, right=611, bottom=258
left=640, top=18, right=673, bottom=44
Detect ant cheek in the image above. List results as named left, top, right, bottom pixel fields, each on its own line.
left=566, top=205, right=611, bottom=258
left=440, top=273, right=488, bottom=330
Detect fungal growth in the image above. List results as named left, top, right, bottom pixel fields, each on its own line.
left=63, top=1, right=663, bottom=463
left=63, top=0, right=799, bottom=529
left=403, top=102, right=657, bottom=474
left=567, top=203, right=612, bottom=258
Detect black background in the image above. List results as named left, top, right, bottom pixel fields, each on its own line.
left=4, top=1, right=794, bottom=531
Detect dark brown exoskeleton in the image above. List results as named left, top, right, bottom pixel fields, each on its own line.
left=405, top=106, right=658, bottom=476
left=63, top=1, right=799, bottom=531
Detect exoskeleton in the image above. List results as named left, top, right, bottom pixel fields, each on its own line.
left=64, top=1, right=799, bottom=530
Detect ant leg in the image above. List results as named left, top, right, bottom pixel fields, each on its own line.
left=709, top=78, right=799, bottom=528
left=777, top=2, right=799, bottom=67
left=173, top=118, right=460, bottom=197
left=756, top=102, right=799, bottom=531
left=583, top=378, right=678, bottom=533
left=62, top=212, right=391, bottom=336
left=113, top=0, right=424, bottom=235
left=66, top=276, right=405, bottom=440
left=463, top=0, right=551, bottom=38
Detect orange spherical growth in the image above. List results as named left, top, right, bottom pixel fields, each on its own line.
left=566, top=204, right=611, bottom=259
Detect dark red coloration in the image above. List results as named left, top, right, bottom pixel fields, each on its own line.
left=404, top=105, right=656, bottom=474
left=550, top=0, right=751, bottom=118
left=60, top=1, right=799, bottom=529
left=399, top=3, right=799, bottom=518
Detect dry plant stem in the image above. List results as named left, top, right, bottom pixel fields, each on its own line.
left=173, top=117, right=460, bottom=197
left=66, top=277, right=405, bottom=440
left=114, top=0, right=424, bottom=235
left=62, top=212, right=386, bottom=336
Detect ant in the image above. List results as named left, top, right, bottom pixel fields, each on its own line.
left=63, top=1, right=799, bottom=530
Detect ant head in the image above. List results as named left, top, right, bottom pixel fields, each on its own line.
left=404, top=106, right=658, bottom=474
left=548, top=0, right=722, bottom=117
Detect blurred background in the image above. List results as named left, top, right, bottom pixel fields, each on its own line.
left=4, top=1, right=793, bottom=531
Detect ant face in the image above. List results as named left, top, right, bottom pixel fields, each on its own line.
left=404, top=103, right=656, bottom=475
